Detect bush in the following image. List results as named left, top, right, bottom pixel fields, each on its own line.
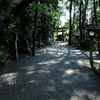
left=80, top=38, right=90, bottom=50
left=93, top=38, right=98, bottom=50
left=0, top=46, right=10, bottom=64
left=80, top=38, right=98, bottom=50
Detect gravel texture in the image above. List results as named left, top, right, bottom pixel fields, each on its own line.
left=0, top=41, right=100, bottom=100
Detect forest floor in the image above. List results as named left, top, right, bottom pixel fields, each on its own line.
left=0, top=41, right=100, bottom=100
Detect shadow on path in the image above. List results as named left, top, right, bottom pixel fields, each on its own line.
left=0, top=41, right=100, bottom=100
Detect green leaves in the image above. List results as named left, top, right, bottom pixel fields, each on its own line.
left=0, top=0, right=64, bottom=61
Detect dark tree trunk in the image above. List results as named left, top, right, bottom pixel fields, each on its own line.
left=79, top=0, right=88, bottom=42
left=32, top=0, right=38, bottom=56
left=93, top=0, right=100, bottom=55
left=72, top=4, right=76, bottom=29
left=52, top=31, right=54, bottom=42
left=82, top=0, right=89, bottom=26
left=99, top=0, right=100, bottom=7
left=93, top=0, right=98, bottom=24
left=79, top=0, right=83, bottom=42
left=68, top=0, right=73, bottom=45
left=11, top=0, right=34, bottom=16
left=82, top=0, right=89, bottom=40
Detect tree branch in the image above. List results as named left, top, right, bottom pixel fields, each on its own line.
left=10, top=0, right=34, bottom=16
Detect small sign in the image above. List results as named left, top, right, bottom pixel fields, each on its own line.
left=84, top=24, right=100, bottom=30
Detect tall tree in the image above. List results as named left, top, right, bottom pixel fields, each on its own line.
left=68, top=0, right=73, bottom=45
left=79, top=0, right=88, bottom=42
left=32, top=0, right=38, bottom=56
left=93, top=0, right=100, bottom=55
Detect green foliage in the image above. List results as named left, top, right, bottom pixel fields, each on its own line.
left=93, top=62, right=100, bottom=75
left=0, top=46, right=10, bottom=64
left=93, top=38, right=98, bottom=50
left=0, top=0, right=61, bottom=62
left=80, top=38, right=98, bottom=50
left=0, top=0, right=19, bottom=63
left=16, top=6, right=35, bottom=39
left=80, top=38, right=90, bottom=50
left=0, top=0, right=100, bottom=63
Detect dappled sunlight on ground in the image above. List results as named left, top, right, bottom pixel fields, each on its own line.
left=0, top=72, right=18, bottom=86
left=0, top=42, right=100, bottom=100
left=65, top=69, right=76, bottom=75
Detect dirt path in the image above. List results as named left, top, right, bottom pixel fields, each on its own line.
left=0, top=41, right=100, bottom=100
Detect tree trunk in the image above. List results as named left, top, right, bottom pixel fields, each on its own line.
left=93, top=0, right=97, bottom=22
left=82, top=0, right=89, bottom=26
left=79, top=0, right=88, bottom=42
left=79, top=0, right=83, bottom=42
left=68, top=0, right=73, bottom=45
left=32, top=0, right=38, bottom=56
left=11, top=0, right=34, bottom=16
left=99, top=0, right=100, bottom=7
left=93, top=0, right=100, bottom=55
left=72, top=5, right=75, bottom=29
left=82, top=0, right=89, bottom=40
left=52, top=31, right=54, bottom=42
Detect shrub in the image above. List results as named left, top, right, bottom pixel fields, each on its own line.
left=80, top=38, right=98, bottom=50
left=80, top=38, right=90, bottom=50
left=0, top=46, right=10, bottom=64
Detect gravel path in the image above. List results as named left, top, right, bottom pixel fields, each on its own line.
left=0, top=41, right=100, bottom=100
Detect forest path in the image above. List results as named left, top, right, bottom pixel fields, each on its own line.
left=0, top=41, right=100, bottom=100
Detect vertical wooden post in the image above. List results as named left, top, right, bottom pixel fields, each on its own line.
left=90, top=37, right=93, bottom=67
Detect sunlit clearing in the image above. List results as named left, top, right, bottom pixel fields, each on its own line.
left=58, top=52, right=64, bottom=55
left=77, top=60, right=84, bottom=66
left=38, top=60, right=58, bottom=65
left=0, top=73, right=18, bottom=85
left=27, top=71, right=35, bottom=75
left=64, top=62, right=70, bottom=65
left=59, top=1, right=69, bottom=26
left=58, top=32, right=62, bottom=35
left=38, top=57, right=64, bottom=66
left=60, top=16, right=68, bottom=26
left=65, top=69, right=74, bottom=75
